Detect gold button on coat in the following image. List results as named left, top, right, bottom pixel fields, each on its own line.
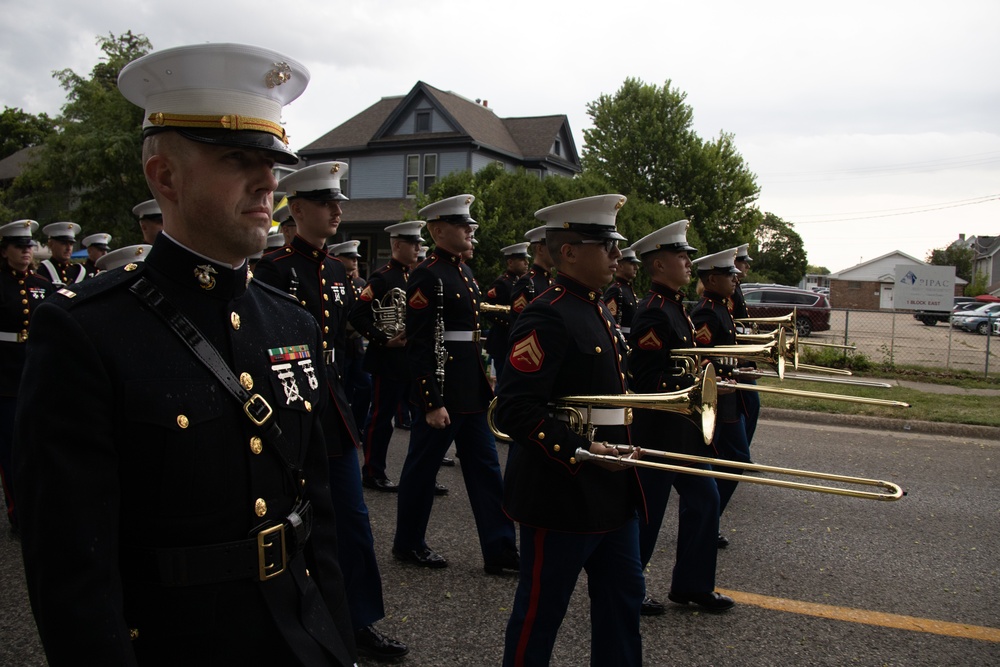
left=250, top=437, right=263, bottom=455
left=254, top=498, right=267, bottom=517
left=569, top=457, right=577, bottom=465
left=240, top=373, right=253, bottom=391
left=595, top=346, right=602, bottom=353
left=176, top=415, right=189, bottom=429
left=553, top=444, right=560, bottom=452
left=304, top=401, right=312, bottom=412
left=230, top=312, right=241, bottom=330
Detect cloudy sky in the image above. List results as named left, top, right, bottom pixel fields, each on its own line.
left=3, top=0, right=998, bottom=273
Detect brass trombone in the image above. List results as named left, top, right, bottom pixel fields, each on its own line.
left=480, top=303, right=511, bottom=315
left=487, top=365, right=719, bottom=445
left=734, top=326, right=855, bottom=376
left=574, top=446, right=904, bottom=501
left=733, top=368, right=893, bottom=388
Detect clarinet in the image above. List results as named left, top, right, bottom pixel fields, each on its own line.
left=433, top=278, right=447, bottom=397
left=289, top=268, right=300, bottom=301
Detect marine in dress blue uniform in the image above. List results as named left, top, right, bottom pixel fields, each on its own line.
left=496, top=194, right=646, bottom=667
left=603, top=244, right=640, bottom=337
left=0, top=220, right=53, bottom=537
left=733, top=243, right=761, bottom=445
left=627, top=220, right=734, bottom=614
left=392, top=194, right=518, bottom=573
left=254, top=162, right=407, bottom=661
left=38, top=222, right=87, bottom=286
left=81, top=232, right=112, bottom=277
left=14, top=44, right=357, bottom=666
left=330, top=240, right=372, bottom=441
left=349, top=220, right=425, bottom=492
left=133, top=199, right=163, bottom=245
left=483, top=242, right=530, bottom=382
left=691, top=248, right=749, bottom=516
left=508, top=226, right=554, bottom=330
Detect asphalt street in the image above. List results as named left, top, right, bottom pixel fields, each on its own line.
left=2, top=418, right=998, bottom=666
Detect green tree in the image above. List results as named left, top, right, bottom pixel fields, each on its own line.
left=581, top=77, right=760, bottom=251
left=0, top=107, right=56, bottom=160
left=750, top=212, right=808, bottom=286
left=927, top=243, right=974, bottom=282
left=965, top=270, right=988, bottom=297
left=806, top=264, right=831, bottom=275
left=417, top=165, right=686, bottom=290
left=1, top=32, right=152, bottom=244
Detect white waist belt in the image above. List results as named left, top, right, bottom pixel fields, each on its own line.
left=554, top=406, right=630, bottom=426
left=322, top=349, right=337, bottom=365
left=620, top=326, right=631, bottom=335
left=0, top=332, right=27, bottom=343
left=443, top=331, right=481, bottom=342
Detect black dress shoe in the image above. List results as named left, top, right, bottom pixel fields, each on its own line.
left=484, top=548, right=520, bottom=575
left=440, top=456, right=455, bottom=467
left=354, top=624, right=409, bottom=662
left=717, top=533, right=730, bottom=549
left=434, top=481, right=449, bottom=496
left=362, top=476, right=399, bottom=492
left=392, top=546, right=448, bottom=568
left=667, top=590, right=735, bottom=612
left=641, top=594, right=666, bottom=616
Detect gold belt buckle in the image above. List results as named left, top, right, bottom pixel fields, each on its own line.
left=243, top=393, right=273, bottom=426
left=471, top=330, right=481, bottom=343
left=257, top=523, right=287, bottom=581
left=17, top=332, right=28, bottom=343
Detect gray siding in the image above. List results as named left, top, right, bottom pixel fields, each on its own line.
left=439, top=151, right=469, bottom=177
left=352, top=154, right=405, bottom=199
left=471, top=152, right=504, bottom=173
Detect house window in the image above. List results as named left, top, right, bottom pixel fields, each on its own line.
left=415, top=111, right=431, bottom=133
left=406, top=153, right=437, bottom=196
left=423, top=154, right=437, bottom=192
left=552, top=139, right=561, bottom=156
left=406, top=154, right=420, bottom=195
left=848, top=281, right=861, bottom=289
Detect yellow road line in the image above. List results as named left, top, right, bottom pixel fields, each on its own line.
left=716, top=588, right=1000, bottom=643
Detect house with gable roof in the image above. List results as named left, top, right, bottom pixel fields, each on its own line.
left=296, top=81, right=581, bottom=273
left=829, top=250, right=967, bottom=310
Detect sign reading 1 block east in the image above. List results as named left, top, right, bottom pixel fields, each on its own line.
left=894, top=264, right=956, bottom=312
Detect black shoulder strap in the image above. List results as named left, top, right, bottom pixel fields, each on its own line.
left=129, top=277, right=302, bottom=478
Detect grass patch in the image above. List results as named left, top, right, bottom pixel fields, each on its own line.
left=755, top=377, right=1000, bottom=428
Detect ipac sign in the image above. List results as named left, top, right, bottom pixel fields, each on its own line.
left=894, top=264, right=956, bottom=312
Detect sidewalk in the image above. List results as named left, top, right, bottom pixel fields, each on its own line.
left=761, top=376, right=1000, bottom=441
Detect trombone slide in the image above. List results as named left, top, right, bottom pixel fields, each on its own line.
left=573, top=446, right=904, bottom=501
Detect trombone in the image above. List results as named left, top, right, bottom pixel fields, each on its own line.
left=487, top=365, right=719, bottom=445
left=480, top=302, right=511, bottom=315
left=574, top=446, right=904, bottom=501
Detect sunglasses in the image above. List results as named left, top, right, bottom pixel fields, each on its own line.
left=570, top=239, right=619, bottom=253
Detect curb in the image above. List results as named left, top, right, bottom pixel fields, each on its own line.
left=760, top=407, right=1000, bottom=441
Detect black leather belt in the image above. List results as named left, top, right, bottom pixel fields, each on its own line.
left=121, top=502, right=312, bottom=587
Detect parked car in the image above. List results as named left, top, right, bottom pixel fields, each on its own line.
left=950, top=303, right=1000, bottom=335
left=913, top=296, right=978, bottom=326
left=741, top=286, right=831, bottom=336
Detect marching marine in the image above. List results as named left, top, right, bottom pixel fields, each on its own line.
left=254, top=161, right=407, bottom=661
left=81, top=232, right=112, bottom=277
left=603, top=244, right=640, bottom=336
left=483, top=241, right=530, bottom=382
left=15, top=43, right=358, bottom=665
left=0, top=220, right=53, bottom=538
left=392, top=194, right=518, bottom=573
left=627, top=220, right=734, bottom=614
left=349, top=220, right=424, bottom=491
left=37, top=222, right=86, bottom=286
left=495, top=194, right=645, bottom=666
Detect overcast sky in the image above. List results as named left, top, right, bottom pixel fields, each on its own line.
left=3, top=0, right=998, bottom=273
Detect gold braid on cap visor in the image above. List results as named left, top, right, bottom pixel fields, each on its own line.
left=147, top=112, right=288, bottom=144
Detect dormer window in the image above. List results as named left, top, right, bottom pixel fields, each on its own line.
left=415, top=111, right=431, bottom=133
left=552, top=139, right=561, bottom=156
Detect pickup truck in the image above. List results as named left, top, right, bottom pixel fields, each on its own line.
left=913, top=297, right=977, bottom=325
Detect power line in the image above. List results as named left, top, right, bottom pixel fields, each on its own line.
left=788, top=194, right=1000, bottom=224
left=762, top=150, right=1000, bottom=183
left=789, top=194, right=1000, bottom=219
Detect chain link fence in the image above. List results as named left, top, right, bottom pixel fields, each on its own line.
left=804, top=309, right=1000, bottom=376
